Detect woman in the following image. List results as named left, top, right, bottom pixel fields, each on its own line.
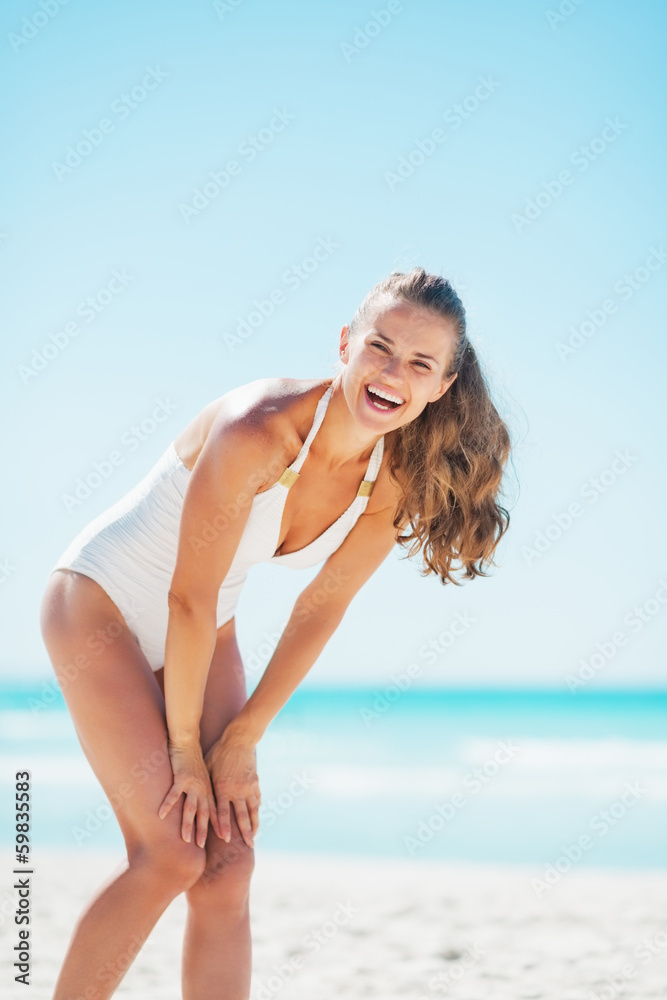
left=40, top=267, right=512, bottom=999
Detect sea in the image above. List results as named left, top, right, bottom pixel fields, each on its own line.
left=1, top=683, right=666, bottom=868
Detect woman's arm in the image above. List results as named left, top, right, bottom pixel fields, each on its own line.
left=157, top=402, right=280, bottom=846
left=207, top=503, right=403, bottom=844
left=225, top=502, right=403, bottom=745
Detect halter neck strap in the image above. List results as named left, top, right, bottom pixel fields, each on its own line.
left=289, top=386, right=332, bottom=475
left=279, top=384, right=385, bottom=496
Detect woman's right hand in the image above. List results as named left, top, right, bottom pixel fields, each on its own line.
left=204, top=727, right=261, bottom=849
left=158, top=739, right=222, bottom=847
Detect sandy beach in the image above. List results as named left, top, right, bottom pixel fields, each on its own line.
left=2, top=847, right=667, bottom=999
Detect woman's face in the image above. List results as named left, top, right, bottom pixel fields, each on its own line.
left=339, top=299, right=459, bottom=431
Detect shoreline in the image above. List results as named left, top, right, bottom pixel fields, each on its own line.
left=2, top=848, right=667, bottom=998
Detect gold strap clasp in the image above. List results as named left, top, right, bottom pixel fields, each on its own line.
left=277, top=467, right=299, bottom=489
left=356, top=479, right=375, bottom=498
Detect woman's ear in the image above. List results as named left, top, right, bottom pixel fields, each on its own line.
left=339, top=324, right=351, bottom=362
left=429, top=372, right=457, bottom=403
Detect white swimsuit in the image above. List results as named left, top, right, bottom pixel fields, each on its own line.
left=51, top=385, right=385, bottom=670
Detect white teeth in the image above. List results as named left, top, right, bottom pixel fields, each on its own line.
left=366, top=384, right=405, bottom=405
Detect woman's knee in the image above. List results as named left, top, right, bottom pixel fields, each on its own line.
left=186, top=834, right=255, bottom=908
left=130, top=834, right=208, bottom=894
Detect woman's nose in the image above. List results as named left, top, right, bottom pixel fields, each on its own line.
left=382, top=355, right=406, bottom=379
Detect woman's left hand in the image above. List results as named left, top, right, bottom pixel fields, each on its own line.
left=204, top=728, right=261, bottom=848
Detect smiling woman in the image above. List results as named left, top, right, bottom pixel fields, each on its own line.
left=339, top=268, right=513, bottom=585
left=39, top=266, right=514, bottom=1000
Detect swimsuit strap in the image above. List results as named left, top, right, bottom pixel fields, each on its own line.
left=357, top=434, right=384, bottom=498
left=275, top=386, right=331, bottom=488
left=276, top=384, right=385, bottom=495
left=290, top=385, right=332, bottom=475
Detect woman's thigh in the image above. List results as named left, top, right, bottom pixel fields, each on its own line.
left=40, top=568, right=203, bottom=866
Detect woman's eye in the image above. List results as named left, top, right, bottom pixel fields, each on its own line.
left=371, top=343, right=430, bottom=370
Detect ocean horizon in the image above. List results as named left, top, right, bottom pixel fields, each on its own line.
left=2, top=683, right=666, bottom=869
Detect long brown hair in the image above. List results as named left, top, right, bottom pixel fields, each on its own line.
left=346, top=267, right=513, bottom=586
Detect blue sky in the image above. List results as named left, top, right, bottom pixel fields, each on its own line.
left=2, top=0, right=666, bottom=689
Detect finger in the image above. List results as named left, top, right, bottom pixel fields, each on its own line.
left=208, top=797, right=223, bottom=841
left=216, top=798, right=232, bottom=844
left=181, top=792, right=198, bottom=844
left=157, top=783, right=181, bottom=820
left=232, top=799, right=255, bottom=848
left=196, top=801, right=209, bottom=849
left=247, top=795, right=260, bottom=836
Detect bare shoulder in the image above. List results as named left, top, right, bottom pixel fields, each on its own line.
left=214, top=376, right=332, bottom=451
left=173, top=376, right=331, bottom=473
left=233, top=376, right=329, bottom=428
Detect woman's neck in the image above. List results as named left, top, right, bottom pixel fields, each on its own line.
left=308, top=374, right=386, bottom=471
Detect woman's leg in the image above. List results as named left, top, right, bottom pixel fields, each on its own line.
left=153, top=619, right=255, bottom=1000
left=40, top=569, right=208, bottom=1000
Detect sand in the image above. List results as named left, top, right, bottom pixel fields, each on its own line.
left=2, top=848, right=667, bottom=999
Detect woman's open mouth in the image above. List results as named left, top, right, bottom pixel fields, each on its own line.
left=364, top=383, right=405, bottom=413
